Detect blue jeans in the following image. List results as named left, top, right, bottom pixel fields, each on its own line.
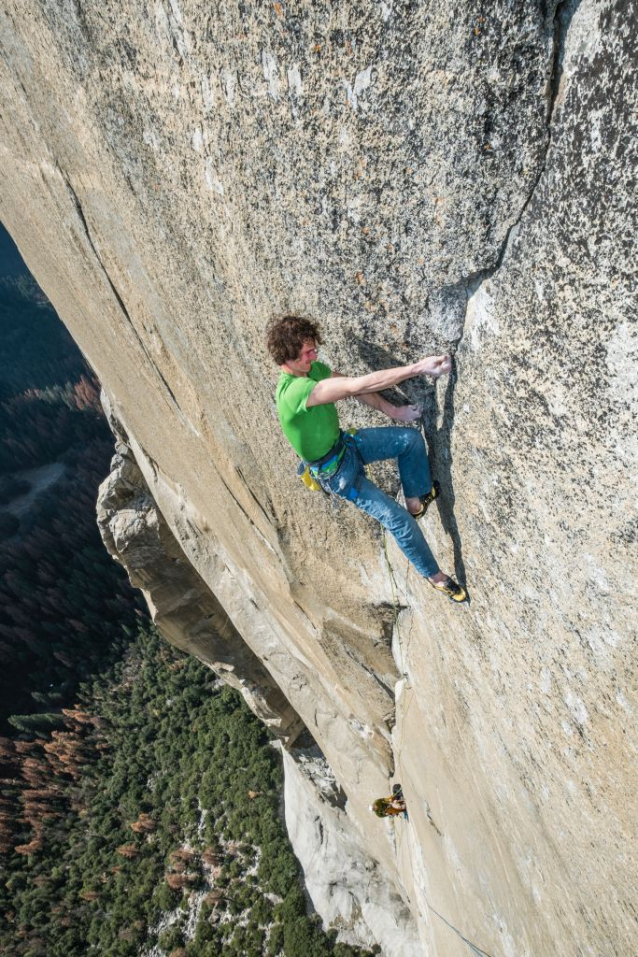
left=323, top=427, right=440, bottom=578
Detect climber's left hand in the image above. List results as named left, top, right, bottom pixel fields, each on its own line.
left=392, top=403, right=423, bottom=423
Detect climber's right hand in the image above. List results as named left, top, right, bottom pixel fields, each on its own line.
left=414, top=354, right=452, bottom=378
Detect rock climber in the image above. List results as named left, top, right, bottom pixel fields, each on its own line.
left=370, top=784, right=407, bottom=818
left=267, top=314, right=466, bottom=602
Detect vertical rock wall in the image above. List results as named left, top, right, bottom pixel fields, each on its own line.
left=1, top=1, right=636, bottom=954
left=96, top=407, right=304, bottom=744
left=281, top=745, right=422, bottom=957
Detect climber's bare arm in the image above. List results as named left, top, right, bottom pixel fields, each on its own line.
left=329, top=373, right=422, bottom=422
left=329, top=372, right=391, bottom=414
left=306, top=355, right=451, bottom=409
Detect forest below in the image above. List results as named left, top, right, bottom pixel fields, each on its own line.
left=0, top=225, right=376, bottom=957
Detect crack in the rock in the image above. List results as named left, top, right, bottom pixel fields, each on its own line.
left=335, top=637, right=397, bottom=703
left=452, top=0, right=578, bottom=327
left=419, top=3, right=578, bottom=596
left=59, top=169, right=185, bottom=415
left=235, top=464, right=276, bottom=525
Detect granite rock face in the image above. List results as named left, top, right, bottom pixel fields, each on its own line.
left=1, top=1, right=636, bottom=954
left=281, top=745, right=421, bottom=957
left=96, top=412, right=422, bottom=948
left=96, top=404, right=304, bottom=744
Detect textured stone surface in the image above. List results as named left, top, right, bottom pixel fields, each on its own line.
left=96, top=411, right=414, bottom=950
left=1, top=1, right=636, bottom=954
left=96, top=401, right=304, bottom=743
left=281, top=745, right=421, bottom=957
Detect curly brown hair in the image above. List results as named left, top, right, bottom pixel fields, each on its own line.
left=265, top=314, right=323, bottom=366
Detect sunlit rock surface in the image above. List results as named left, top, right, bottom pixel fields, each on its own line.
left=281, top=745, right=421, bottom=957
left=1, top=1, right=636, bottom=953
left=96, top=404, right=304, bottom=744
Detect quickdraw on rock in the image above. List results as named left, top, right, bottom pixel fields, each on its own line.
left=297, top=461, right=322, bottom=491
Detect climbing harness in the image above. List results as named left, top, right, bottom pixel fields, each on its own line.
left=297, top=462, right=322, bottom=491
left=297, top=429, right=358, bottom=491
left=309, top=433, right=347, bottom=479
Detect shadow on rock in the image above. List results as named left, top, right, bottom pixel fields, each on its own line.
left=422, top=358, right=468, bottom=594
left=347, top=335, right=468, bottom=592
left=350, top=334, right=435, bottom=409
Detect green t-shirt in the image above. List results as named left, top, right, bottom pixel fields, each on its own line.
left=276, top=361, right=340, bottom=462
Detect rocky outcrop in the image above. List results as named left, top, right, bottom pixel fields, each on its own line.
left=1, top=1, right=636, bottom=954
left=96, top=409, right=418, bottom=948
left=96, top=406, right=304, bottom=744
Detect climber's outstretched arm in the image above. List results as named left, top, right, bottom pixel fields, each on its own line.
left=330, top=372, right=422, bottom=422
left=306, top=355, right=451, bottom=408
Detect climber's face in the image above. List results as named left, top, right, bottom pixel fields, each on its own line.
left=285, top=340, right=318, bottom=376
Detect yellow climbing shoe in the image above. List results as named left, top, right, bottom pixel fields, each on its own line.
left=412, top=480, right=440, bottom=520
left=431, top=576, right=467, bottom=603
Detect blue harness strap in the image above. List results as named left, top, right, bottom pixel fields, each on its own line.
left=307, top=431, right=347, bottom=479
left=307, top=431, right=364, bottom=500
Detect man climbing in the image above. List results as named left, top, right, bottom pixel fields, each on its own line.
left=267, top=314, right=466, bottom=602
left=370, top=784, right=407, bottom=818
